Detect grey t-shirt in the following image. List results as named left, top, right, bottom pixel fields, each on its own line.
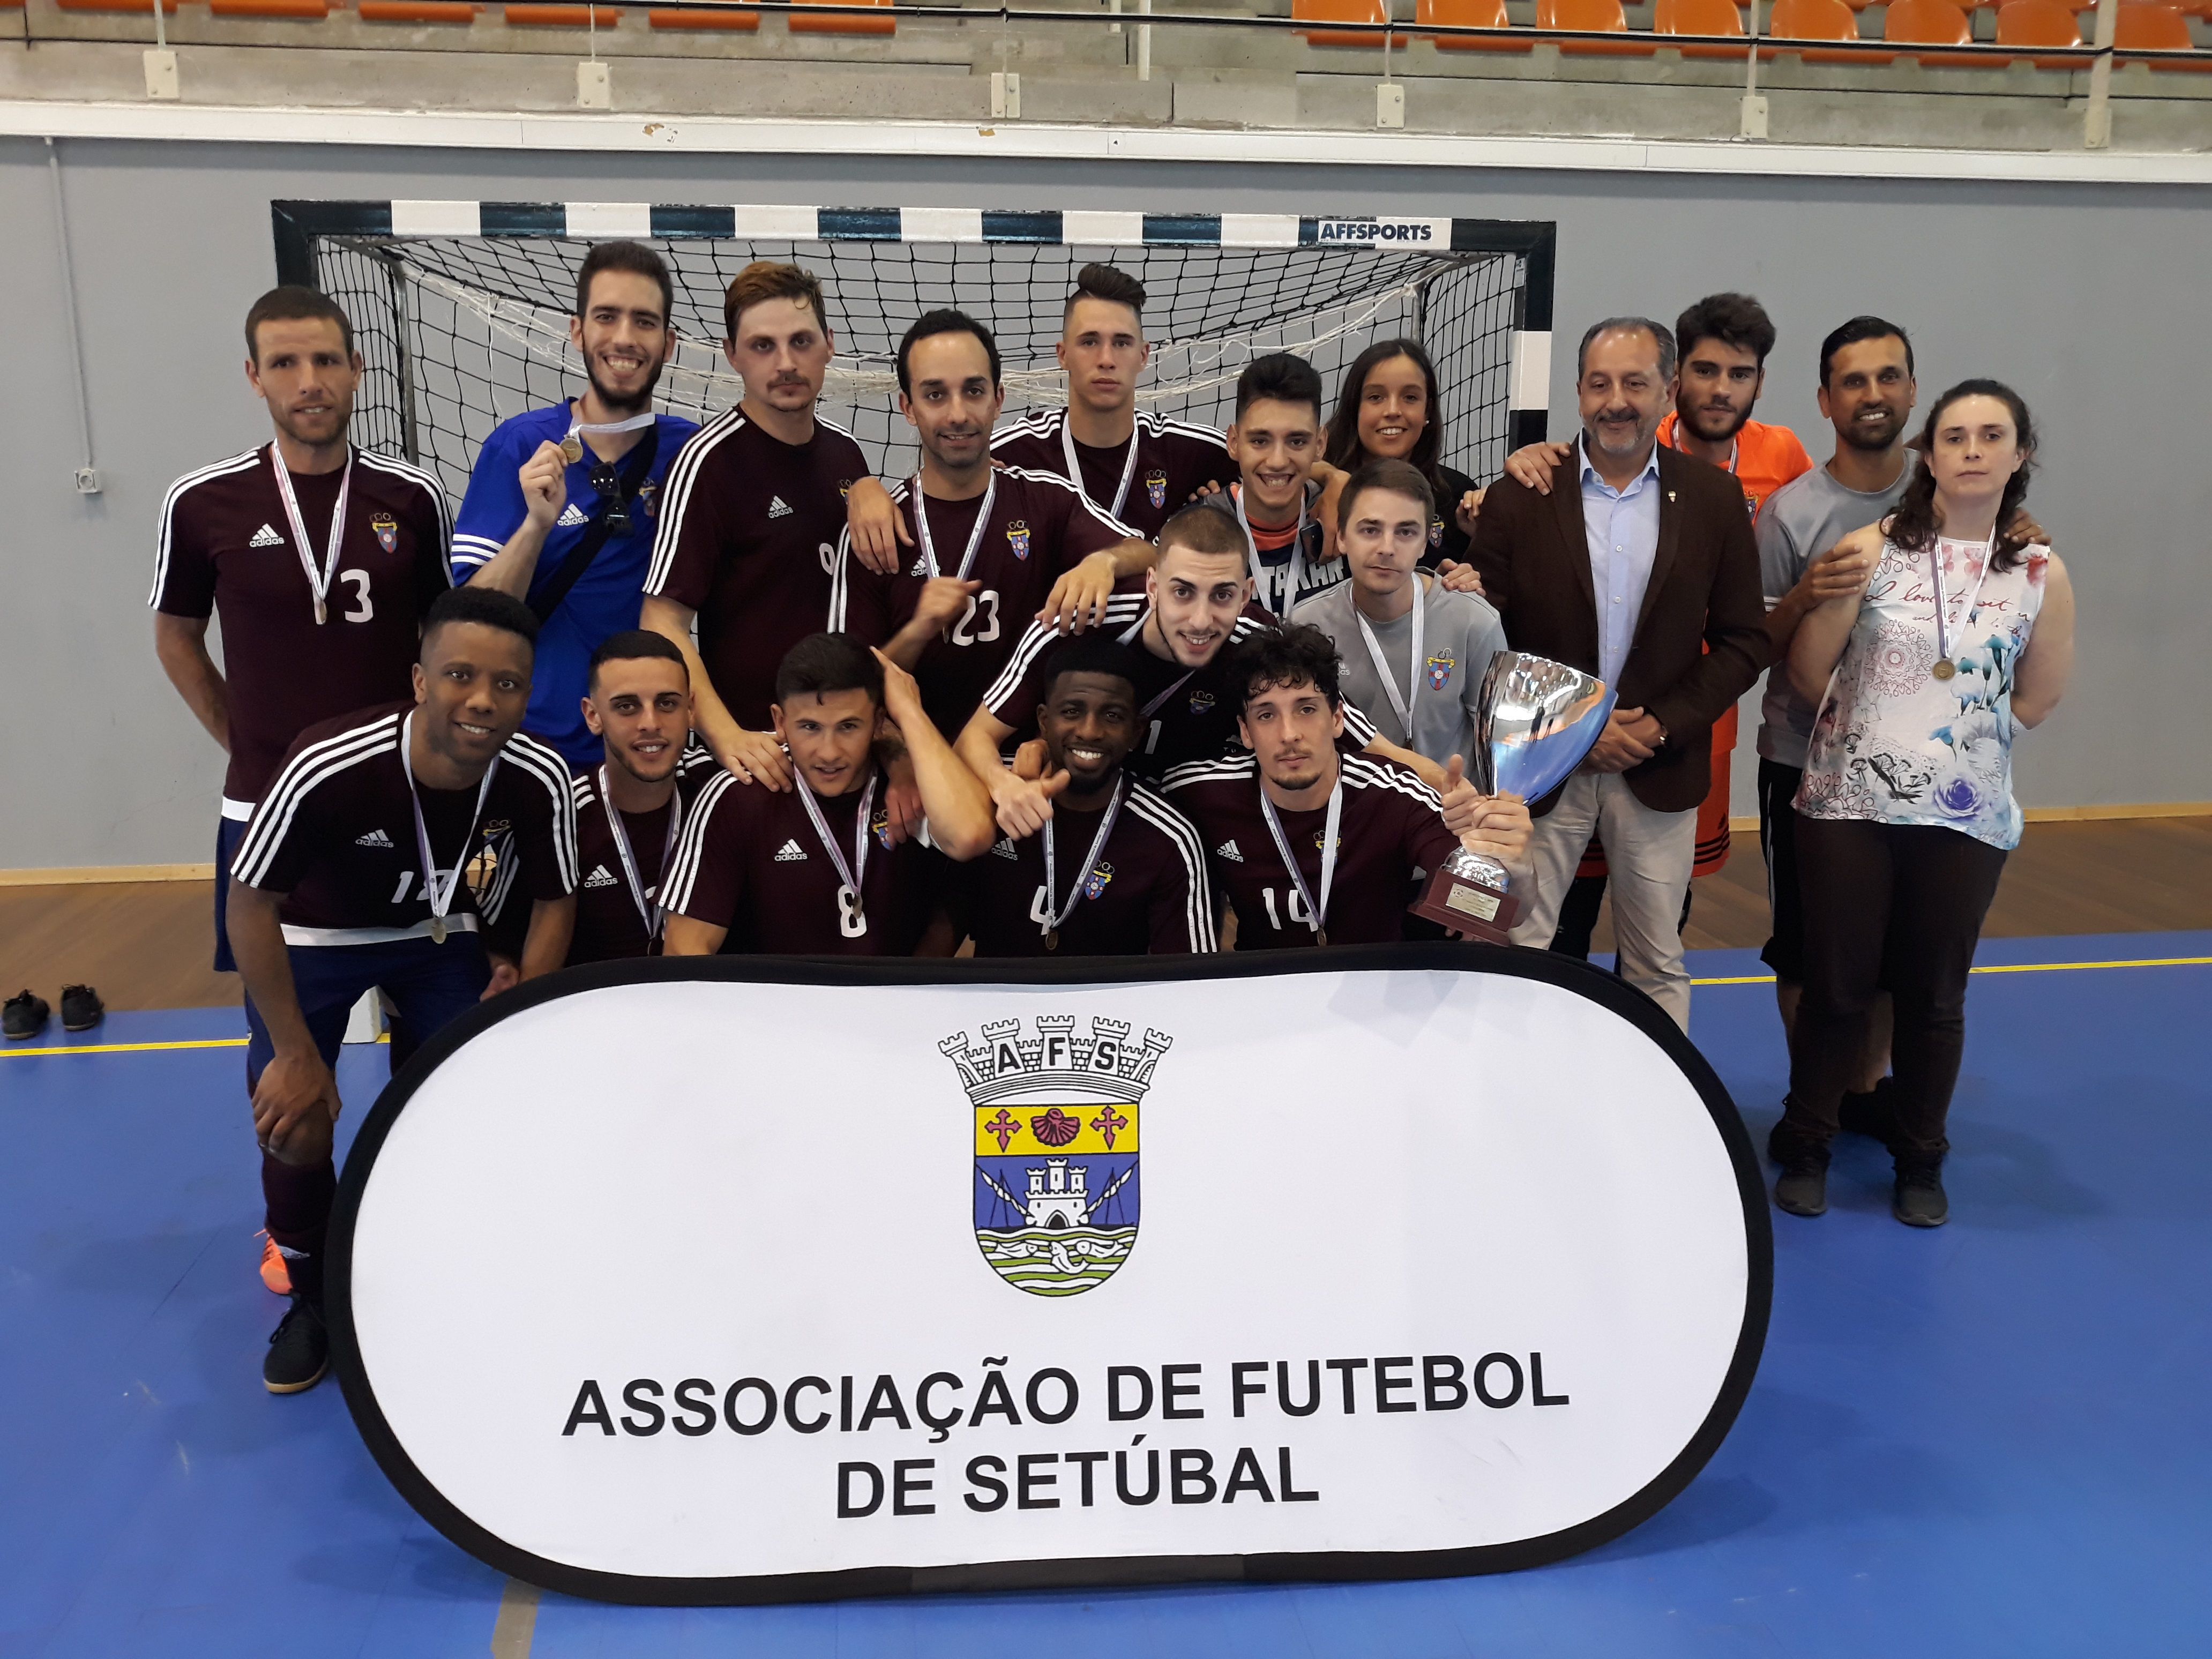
left=1754, top=464, right=1910, bottom=768
left=1291, top=573, right=1507, bottom=768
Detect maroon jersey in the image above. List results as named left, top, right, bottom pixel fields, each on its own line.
left=944, top=776, right=1215, bottom=956
left=230, top=702, right=577, bottom=947
left=151, top=444, right=451, bottom=810
left=990, top=407, right=1232, bottom=541
left=644, top=410, right=869, bottom=732
left=661, top=767, right=938, bottom=955
left=981, top=588, right=1381, bottom=780
left=1160, top=752, right=1456, bottom=951
left=566, top=760, right=725, bottom=965
left=828, top=466, right=1136, bottom=738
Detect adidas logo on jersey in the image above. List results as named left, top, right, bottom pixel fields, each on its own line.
left=773, top=839, right=809, bottom=863
left=990, top=836, right=1019, bottom=861
left=768, top=495, right=794, bottom=519
left=582, top=864, right=619, bottom=889
left=249, top=524, right=285, bottom=549
left=354, top=828, right=393, bottom=848
left=1215, top=840, right=1245, bottom=863
left=557, top=503, right=589, bottom=527
left=907, top=555, right=930, bottom=578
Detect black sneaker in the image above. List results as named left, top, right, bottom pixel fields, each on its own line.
left=59, top=984, right=104, bottom=1033
left=1775, top=1163, right=1829, bottom=1217
left=264, top=1296, right=329, bottom=1394
left=1839, top=1077, right=1896, bottom=1139
left=3, top=990, right=49, bottom=1041
left=1893, top=1159, right=1949, bottom=1228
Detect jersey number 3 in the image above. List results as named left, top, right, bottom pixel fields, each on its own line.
left=337, top=569, right=373, bottom=623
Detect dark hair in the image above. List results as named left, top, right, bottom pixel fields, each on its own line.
left=1065, top=263, right=1146, bottom=324
left=574, top=241, right=674, bottom=326
left=422, top=586, right=539, bottom=655
left=1336, top=457, right=1434, bottom=534
left=1234, top=352, right=1324, bottom=424
left=244, top=286, right=354, bottom=363
left=587, top=629, right=687, bottom=688
left=774, top=631, right=884, bottom=708
left=897, top=308, right=1001, bottom=396
left=1041, top=635, right=1144, bottom=703
left=1157, top=502, right=1252, bottom=567
left=1885, top=379, right=2039, bottom=573
left=1818, top=315, right=1915, bottom=388
left=1576, top=316, right=1678, bottom=382
left=1323, top=339, right=1449, bottom=499
left=1225, top=623, right=1342, bottom=713
left=1675, top=293, right=1777, bottom=369
left=723, top=259, right=829, bottom=345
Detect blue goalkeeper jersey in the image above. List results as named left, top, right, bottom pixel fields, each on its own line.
left=452, top=402, right=697, bottom=765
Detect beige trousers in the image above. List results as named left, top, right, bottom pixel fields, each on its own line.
left=1510, top=771, right=1697, bottom=1031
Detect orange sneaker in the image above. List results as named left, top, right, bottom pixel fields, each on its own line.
left=259, top=1235, right=293, bottom=1296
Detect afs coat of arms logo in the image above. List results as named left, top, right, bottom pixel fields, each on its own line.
left=940, top=1015, right=1170, bottom=1298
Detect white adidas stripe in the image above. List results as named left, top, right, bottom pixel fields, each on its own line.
left=149, top=447, right=263, bottom=607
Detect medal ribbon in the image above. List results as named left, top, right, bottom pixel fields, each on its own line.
left=912, top=472, right=999, bottom=581
left=795, top=769, right=879, bottom=923
left=1258, top=772, right=1344, bottom=943
left=1040, top=774, right=1126, bottom=938
left=1116, top=609, right=1197, bottom=719
left=1352, top=579, right=1427, bottom=740
left=561, top=408, right=657, bottom=460
left=270, top=444, right=354, bottom=626
left=1062, top=416, right=1142, bottom=521
left=399, top=712, right=500, bottom=940
left=1234, top=484, right=1310, bottom=618
left=1929, top=530, right=1998, bottom=667
left=598, top=766, right=681, bottom=941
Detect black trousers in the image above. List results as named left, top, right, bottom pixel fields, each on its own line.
left=1784, top=816, right=2007, bottom=1159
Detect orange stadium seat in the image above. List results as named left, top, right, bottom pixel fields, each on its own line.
left=789, top=0, right=895, bottom=33
left=1884, top=0, right=1987, bottom=63
left=1763, top=0, right=1882, bottom=59
left=504, top=2, right=618, bottom=20
left=1655, top=0, right=1749, bottom=57
left=648, top=1, right=760, bottom=26
left=1418, top=0, right=1534, bottom=49
left=54, top=0, right=179, bottom=11
left=2110, top=0, right=2212, bottom=64
left=358, top=1, right=479, bottom=19
left=1293, top=0, right=1410, bottom=46
left=208, top=0, right=331, bottom=16
left=1995, top=0, right=2084, bottom=64
left=1536, top=0, right=1657, bottom=54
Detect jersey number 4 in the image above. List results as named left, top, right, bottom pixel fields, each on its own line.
left=950, top=589, right=1000, bottom=648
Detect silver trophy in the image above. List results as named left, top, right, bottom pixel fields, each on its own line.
left=1409, top=651, right=1615, bottom=944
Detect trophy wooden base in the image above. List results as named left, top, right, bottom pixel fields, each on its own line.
left=1408, top=865, right=1522, bottom=946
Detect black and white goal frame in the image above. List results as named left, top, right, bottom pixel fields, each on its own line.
left=271, top=199, right=1557, bottom=459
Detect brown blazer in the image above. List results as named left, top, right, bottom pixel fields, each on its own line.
left=1468, top=442, right=1768, bottom=816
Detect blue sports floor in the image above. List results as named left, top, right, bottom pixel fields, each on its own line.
left=4, top=934, right=2208, bottom=1657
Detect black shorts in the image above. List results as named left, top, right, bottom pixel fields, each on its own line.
left=1757, top=759, right=1804, bottom=983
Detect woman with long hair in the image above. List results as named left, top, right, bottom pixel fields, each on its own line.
left=1321, top=339, right=1483, bottom=569
left=1772, top=380, right=2075, bottom=1227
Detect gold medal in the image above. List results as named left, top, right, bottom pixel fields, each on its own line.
left=1045, top=929, right=1059, bottom=952
left=1932, top=659, right=1957, bottom=682
left=430, top=916, right=447, bottom=944
left=1316, top=928, right=1328, bottom=948
left=559, top=433, right=584, bottom=465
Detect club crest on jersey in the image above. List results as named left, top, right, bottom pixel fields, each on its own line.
left=871, top=806, right=895, bottom=850
left=943, top=1015, right=1168, bottom=1298
left=1188, top=689, right=1216, bottom=716
left=838, top=478, right=854, bottom=499
left=1426, top=649, right=1456, bottom=690
left=1082, top=862, right=1115, bottom=901
left=1145, top=470, right=1169, bottom=510
left=1429, top=516, right=1445, bottom=550
left=636, top=479, right=660, bottom=515
left=1006, top=520, right=1032, bottom=562
left=371, top=512, right=399, bottom=555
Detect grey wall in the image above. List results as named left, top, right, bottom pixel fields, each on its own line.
left=6, top=136, right=2207, bottom=868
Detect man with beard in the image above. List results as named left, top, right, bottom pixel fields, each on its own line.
left=457, top=241, right=698, bottom=765
left=829, top=310, right=1152, bottom=739
left=946, top=635, right=1215, bottom=956
left=1464, top=317, right=1766, bottom=1032
left=565, top=631, right=703, bottom=964
left=642, top=261, right=871, bottom=791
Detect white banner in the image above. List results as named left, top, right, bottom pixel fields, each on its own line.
left=331, top=951, right=1768, bottom=1603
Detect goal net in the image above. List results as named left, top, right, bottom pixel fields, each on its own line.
left=296, top=208, right=1547, bottom=502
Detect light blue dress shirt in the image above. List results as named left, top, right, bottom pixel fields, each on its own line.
left=1578, top=435, right=1663, bottom=694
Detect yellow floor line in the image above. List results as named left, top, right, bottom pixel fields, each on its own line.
left=5, top=956, right=2208, bottom=1054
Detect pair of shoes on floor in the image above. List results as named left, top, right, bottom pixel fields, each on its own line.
left=2, top=985, right=104, bottom=1040
left=265, top=1295, right=328, bottom=1394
